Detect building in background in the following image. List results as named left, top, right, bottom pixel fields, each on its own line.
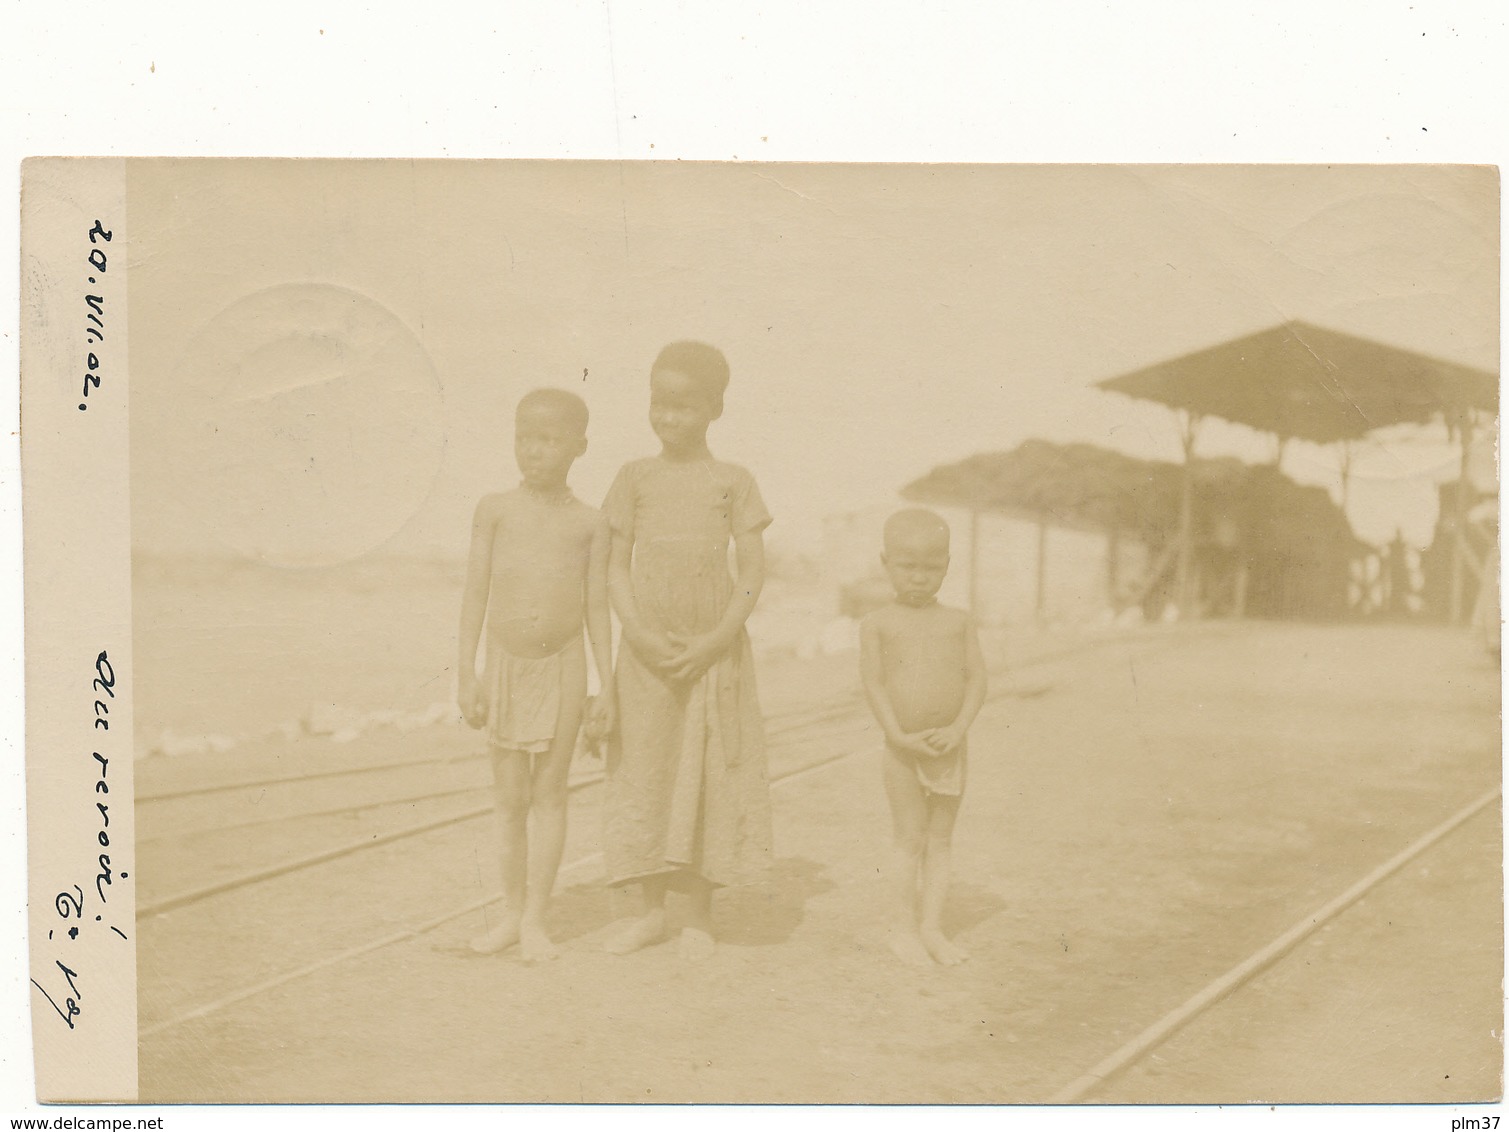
left=823, top=439, right=1370, bottom=631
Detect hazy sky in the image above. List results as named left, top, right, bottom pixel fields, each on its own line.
left=128, top=161, right=1498, bottom=565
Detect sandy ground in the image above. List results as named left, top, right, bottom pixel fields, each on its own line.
left=136, top=622, right=1501, bottom=1103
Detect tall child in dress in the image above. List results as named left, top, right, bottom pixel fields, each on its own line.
left=457, top=389, right=615, bottom=961
left=601, top=341, right=773, bottom=961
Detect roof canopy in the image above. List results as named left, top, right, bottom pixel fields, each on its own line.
left=1097, top=321, right=1498, bottom=444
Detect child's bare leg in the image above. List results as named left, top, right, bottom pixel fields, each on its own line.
left=920, top=792, right=968, bottom=965
left=519, top=692, right=584, bottom=962
left=471, top=748, right=530, bottom=953
left=678, top=874, right=716, bottom=961
left=605, top=873, right=669, bottom=954
left=882, top=746, right=933, bottom=966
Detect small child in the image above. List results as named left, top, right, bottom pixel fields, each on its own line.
left=457, top=389, right=614, bottom=961
left=860, top=508, right=987, bottom=966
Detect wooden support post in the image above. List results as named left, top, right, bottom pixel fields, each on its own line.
left=1338, top=441, right=1354, bottom=516
left=1036, top=510, right=1048, bottom=623
left=1107, top=526, right=1121, bottom=611
left=969, top=508, right=982, bottom=621
left=1175, top=412, right=1201, bottom=620
left=1449, top=411, right=1474, bottom=625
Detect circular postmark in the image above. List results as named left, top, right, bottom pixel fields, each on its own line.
left=172, top=283, right=445, bottom=567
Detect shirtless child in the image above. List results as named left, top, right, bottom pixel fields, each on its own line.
left=458, top=389, right=614, bottom=961
left=860, top=509, right=987, bottom=967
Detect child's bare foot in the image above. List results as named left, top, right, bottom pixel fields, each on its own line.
left=519, top=921, right=559, bottom=962
left=469, top=919, right=521, bottom=955
left=887, top=928, right=934, bottom=967
left=921, top=927, right=968, bottom=966
left=678, top=926, right=715, bottom=962
left=604, top=909, right=667, bottom=955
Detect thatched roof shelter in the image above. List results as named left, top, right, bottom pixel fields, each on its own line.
left=904, top=439, right=1366, bottom=620
left=903, top=439, right=1361, bottom=550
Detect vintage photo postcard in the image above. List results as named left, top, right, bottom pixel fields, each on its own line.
left=20, top=159, right=1501, bottom=1105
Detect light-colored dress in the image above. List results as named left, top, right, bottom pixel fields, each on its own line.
left=602, top=456, right=773, bottom=888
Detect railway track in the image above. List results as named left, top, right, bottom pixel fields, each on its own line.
left=137, top=693, right=866, bottom=809
left=136, top=622, right=1497, bottom=1105
left=1048, top=785, right=1502, bottom=1102
left=142, top=772, right=1504, bottom=1094
left=135, top=735, right=794, bottom=847
left=137, top=628, right=1153, bottom=918
left=136, top=711, right=890, bottom=917
left=136, top=624, right=1197, bottom=816
left=139, top=629, right=1179, bottom=1036
left=139, top=723, right=895, bottom=1038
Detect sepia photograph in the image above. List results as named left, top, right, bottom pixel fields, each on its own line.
left=30, top=159, right=1484, bottom=1104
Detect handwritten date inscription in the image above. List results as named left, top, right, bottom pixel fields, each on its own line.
left=79, top=219, right=111, bottom=412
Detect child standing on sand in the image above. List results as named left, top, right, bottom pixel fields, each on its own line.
left=860, top=509, right=986, bottom=966
left=600, top=341, right=773, bottom=962
left=457, top=389, right=614, bottom=961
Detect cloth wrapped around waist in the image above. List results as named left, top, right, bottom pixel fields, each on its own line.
left=484, top=635, right=577, bottom=754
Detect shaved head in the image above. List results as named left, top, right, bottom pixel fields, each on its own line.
left=517, top=388, right=589, bottom=435
left=883, top=508, right=951, bottom=555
